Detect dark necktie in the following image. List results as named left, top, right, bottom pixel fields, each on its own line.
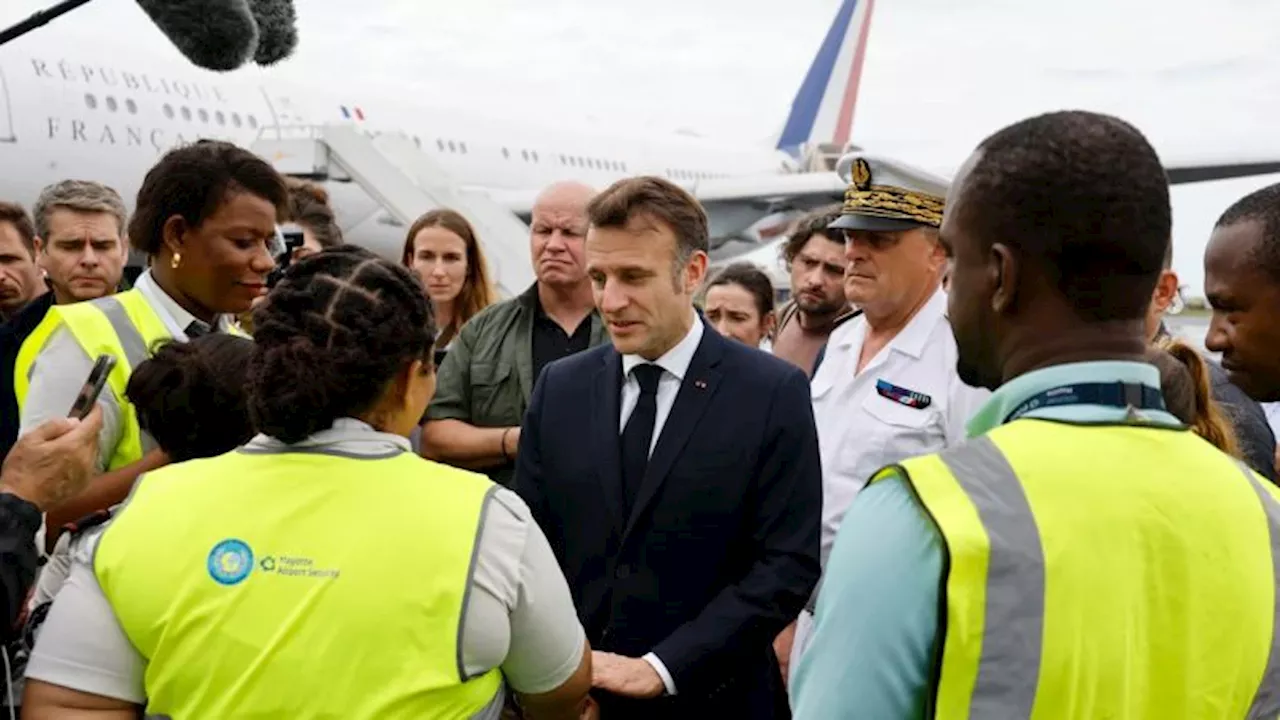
left=621, top=364, right=663, bottom=513
left=185, top=320, right=213, bottom=339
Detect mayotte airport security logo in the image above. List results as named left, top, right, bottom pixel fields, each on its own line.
left=208, top=539, right=255, bottom=586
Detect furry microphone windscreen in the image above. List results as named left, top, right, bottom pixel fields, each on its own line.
left=248, top=0, right=298, bottom=66
left=134, top=0, right=258, bottom=71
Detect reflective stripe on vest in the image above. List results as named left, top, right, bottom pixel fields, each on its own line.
left=15, top=290, right=170, bottom=470
left=14, top=290, right=247, bottom=470
left=883, top=421, right=1280, bottom=719
left=94, top=448, right=504, bottom=717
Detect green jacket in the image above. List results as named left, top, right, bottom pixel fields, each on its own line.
left=426, top=284, right=608, bottom=486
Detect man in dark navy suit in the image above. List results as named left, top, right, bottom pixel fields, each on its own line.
left=514, top=177, right=822, bottom=719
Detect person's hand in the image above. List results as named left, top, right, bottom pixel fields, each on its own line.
left=579, top=695, right=600, bottom=720
left=591, top=652, right=664, bottom=699
left=774, top=620, right=797, bottom=687
left=0, top=406, right=103, bottom=511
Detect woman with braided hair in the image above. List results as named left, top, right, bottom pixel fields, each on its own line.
left=23, top=246, right=593, bottom=719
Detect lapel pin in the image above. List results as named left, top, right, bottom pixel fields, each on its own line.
left=694, top=379, right=707, bottom=389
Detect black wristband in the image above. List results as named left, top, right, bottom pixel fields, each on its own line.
left=0, top=492, right=43, bottom=535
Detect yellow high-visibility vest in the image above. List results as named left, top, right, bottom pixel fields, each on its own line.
left=878, top=419, right=1280, bottom=719
left=13, top=288, right=246, bottom=470
left=94, top=446, right=504, bottom=718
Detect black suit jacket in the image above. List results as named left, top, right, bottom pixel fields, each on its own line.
left=515, top=325, right=821, bottom=719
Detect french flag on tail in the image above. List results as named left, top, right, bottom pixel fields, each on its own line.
left=775, top=0, right=876, bottom=156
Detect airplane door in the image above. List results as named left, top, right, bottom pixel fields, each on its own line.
left=0, top=66, right=14, bottom=142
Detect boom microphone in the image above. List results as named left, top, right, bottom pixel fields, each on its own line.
left=134, top=0, right=258, bottom=72
left=248, top=0, right=298, bottom=66
left=135, top=0, right=299, bottom=71
left=2, top=0, right=298, bottom=70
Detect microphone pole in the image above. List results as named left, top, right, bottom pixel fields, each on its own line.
left=0, top=0, right=97, bottom=48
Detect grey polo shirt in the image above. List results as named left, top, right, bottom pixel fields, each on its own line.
left=25, top=419, right=586, bottom=714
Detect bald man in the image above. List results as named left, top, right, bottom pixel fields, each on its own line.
left=424, top=182, right=610, bottom=486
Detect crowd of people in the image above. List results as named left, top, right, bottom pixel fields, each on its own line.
left=0, top=108, right=1278, bottom=718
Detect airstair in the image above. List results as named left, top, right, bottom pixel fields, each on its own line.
left=795, top=141, right=859, bottom=173
left=252, top=124, right=534, bottom=298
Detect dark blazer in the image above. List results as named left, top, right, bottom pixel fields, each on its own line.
left=515, top=324, right=821, bottom=719
left=0, top=291, right=55, bottom=464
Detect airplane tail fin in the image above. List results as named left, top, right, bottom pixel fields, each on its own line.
left=775, top=0, right=876, bottom=157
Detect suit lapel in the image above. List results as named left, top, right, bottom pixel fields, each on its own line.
left=622, top=329, right=725, bottom=543
left=591, top=348, right=626, bottom=529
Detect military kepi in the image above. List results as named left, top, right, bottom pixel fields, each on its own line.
left=830, top=153, right=950, bottom=232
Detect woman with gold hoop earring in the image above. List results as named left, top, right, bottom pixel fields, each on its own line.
left=13, top=139, right=288, bottom=550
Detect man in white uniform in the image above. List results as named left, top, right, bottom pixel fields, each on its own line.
left=785, top=155, right=990, bottom=682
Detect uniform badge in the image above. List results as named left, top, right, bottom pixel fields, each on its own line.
left=852, top=158, right=872, bottom=190
left=876, top=379, right=932, bottom=410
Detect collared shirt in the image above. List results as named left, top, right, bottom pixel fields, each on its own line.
left=427, top=284, right=608, bottom=487
left=791, top=361, right=1182, bottom=719
left=25, top=418, right=588, bottom=711
left=18, top=269, right=236, bottom=473
left=618, top=314, right=704, bottom=455
left=809, top=287, right=989, bottom=569
left=615, top=313, right=704, bottom=695
left=532, top=299, right=593, bottom=386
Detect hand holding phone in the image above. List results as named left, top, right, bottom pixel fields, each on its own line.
left=68, top=355, right=116, bottom=420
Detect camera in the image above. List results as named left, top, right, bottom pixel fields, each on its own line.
left=266, top=223, right=306, bottom=289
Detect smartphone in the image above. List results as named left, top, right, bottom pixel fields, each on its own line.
left=68, top=354, right=116, bottom=420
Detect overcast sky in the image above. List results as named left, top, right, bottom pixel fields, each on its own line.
left=7, top=0, right=1280, bottom=296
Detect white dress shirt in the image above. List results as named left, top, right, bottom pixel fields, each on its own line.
left=615, top=313, right=704, bottom=695
left=810, top=287, right=989, bottom=569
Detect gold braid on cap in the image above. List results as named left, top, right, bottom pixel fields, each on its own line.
left=842, top=185, right=945, bottom=228
left=840, top=157, right=944, bottom=228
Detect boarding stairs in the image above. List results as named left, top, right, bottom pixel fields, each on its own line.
left=252, top=124, right=534, bottom=298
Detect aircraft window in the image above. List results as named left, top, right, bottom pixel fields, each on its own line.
left=231, top=113, right=242, bottom=128
left=448, top=141, right=456, bottom=152
left=163, top=104, right=174, bottom=119
left=198, top=108, right=209, bottom=123
left=460, top=142, right=468, bottom=153
left=84, top=93, right=97, bottom=110
left=414, top=136, right=422, bottom=148
left=522, top=150, right=528, bottom=161
left=247, top=115, right=258, bottom=129
left=503, top=148, right=510, bottom=159
left=215, top=111, right=225, bottom=126
left=180, top=106, right=192, bottom=121
left=532, top=151, right=539, bottom=162
left=437, top=139, right=445, bottom=151
left=105, top=96, right=118, bottom=112
left=126, top=99, right=138, bottom=115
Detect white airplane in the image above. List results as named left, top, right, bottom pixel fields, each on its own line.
left=1, top=0, right=1278, bottom=293
left=0, top=0, right=877, bottom=275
